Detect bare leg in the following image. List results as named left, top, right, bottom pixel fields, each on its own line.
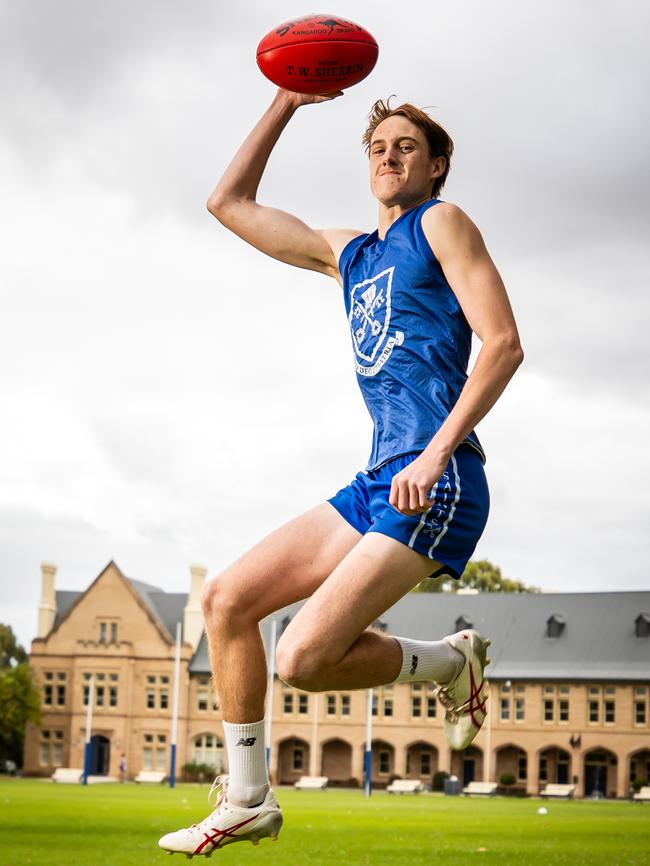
left=276, top=531, right=441, bottom=690
left=201, top=502, right=361, bottom=723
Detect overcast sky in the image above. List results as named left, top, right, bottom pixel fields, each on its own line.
left=1, top=1, right=649, bottom=650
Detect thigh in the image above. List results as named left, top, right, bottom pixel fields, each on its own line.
left=215, top=502, right=362, bottom=622
left=280, top=530, right=439, bottom=665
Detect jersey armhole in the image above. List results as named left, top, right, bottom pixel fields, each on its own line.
left=415, top=199, right=445, bottom=271
left=338, top=232, right=368, bottom=277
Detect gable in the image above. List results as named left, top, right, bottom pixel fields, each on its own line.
left=38, top=561, right=172, bottom=656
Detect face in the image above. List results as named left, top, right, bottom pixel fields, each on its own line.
left=369, top=115, right=445, bottom=207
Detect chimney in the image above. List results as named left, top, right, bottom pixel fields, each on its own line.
left=37, top=562, right=57, bottom=638
left=183, top=564, right=207, bottom=650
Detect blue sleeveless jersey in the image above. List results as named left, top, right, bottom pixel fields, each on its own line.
left=338, top=198, right=485, bottom=470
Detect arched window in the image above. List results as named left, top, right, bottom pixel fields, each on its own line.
left=193, top=734, right=225, bottom=772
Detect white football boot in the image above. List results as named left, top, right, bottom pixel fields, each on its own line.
left=435, top=629, right=491, bottom=750
left=158, top=775, right=282, bottom=858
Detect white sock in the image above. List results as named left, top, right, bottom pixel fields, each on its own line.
left=392, top=636, right=464, bottom=685
left=222, top=718, right=269, bottom=808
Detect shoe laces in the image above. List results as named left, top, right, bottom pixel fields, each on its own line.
left=207, top=774, right=229, bottom=808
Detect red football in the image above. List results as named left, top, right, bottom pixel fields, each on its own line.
left=256, top=13, right=378, bottom=95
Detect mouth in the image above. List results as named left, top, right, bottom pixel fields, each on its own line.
left=378, top=170, right=401, bottom=177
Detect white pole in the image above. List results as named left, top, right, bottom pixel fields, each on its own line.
left=169, top=622, right=182, bottom=787
left=310, top=692, right=319, bottom=777
left=82, top=674, right=94, bottom=784
left=265, top=620, right=277, bottom=772
left=364, top=687, right=373, bottom=796
left=485, top=679, right=492, bottom=782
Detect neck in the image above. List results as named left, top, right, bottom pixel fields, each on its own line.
left=377, top=194, right=432, bottom=240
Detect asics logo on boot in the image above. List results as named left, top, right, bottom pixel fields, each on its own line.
left=236, top=737, right=257, bottom=747
left=409, top=654, right=418, bottom=675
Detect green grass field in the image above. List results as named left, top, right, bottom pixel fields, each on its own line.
left=1, top=779, right=648, bottom=866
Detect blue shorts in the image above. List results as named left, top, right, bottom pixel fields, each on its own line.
left=328, top=445, right=490, bottom=579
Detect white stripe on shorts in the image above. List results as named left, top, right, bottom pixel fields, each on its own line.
left=407, top=479, right=440, bottom=549
left=427, top=453, right=461, bottom=559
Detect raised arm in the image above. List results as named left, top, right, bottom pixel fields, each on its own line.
left=207, top=89, right=359, bottom=279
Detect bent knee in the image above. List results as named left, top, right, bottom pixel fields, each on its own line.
left=276, top=639, right=329, bottom=691
left=201, top=571, right=250, bottom=626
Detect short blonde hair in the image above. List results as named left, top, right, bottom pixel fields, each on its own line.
left=362, top=99, right=454, bottom=198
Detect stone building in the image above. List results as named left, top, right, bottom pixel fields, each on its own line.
left=25, top=561, right=650, bottom=798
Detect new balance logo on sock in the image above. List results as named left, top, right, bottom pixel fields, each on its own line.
left=409, top=654, right=419, bottom=675
left=236, top=737, right=257, bottom=747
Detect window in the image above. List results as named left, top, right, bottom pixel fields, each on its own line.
left=588, top=701, right=599, bottom=723
left=341, top=695, right=350, bottom=716
left=161, top=676, right=170, bottom=685
left=96, top=673, right=105, bottom=682
left=544, top=685, right=555, bottom=694
left=635, top=702, right=647, bottom=725
left=604, top=700, right=615, bottom=723
left=283, top=693, right=293, bottom=714
left=110, top=622, right=118, bottom=643
left=43, top=684, right=53, bottom=706
left=96, top=686, right=105, bottom=707
left=500, top=698, right=510, bottom=721
left=412, top=696, right=422, bottom=718
left=559, top=700, right=569, bottom=723
left=146, top=690, right=156, bottom=709
left=109, top=687, right=118, bottom=708
left=559, top=685, right=569, bottom=695
left=605, top=686, right=615, bottom=696
left=56, top=685, right=66, bottom=706
left=372, top=693, right=378, bottom=717
left=293, top=748, right=304, bottom=771
left=543, top=700, right=554, bottom=722
left=634, top=686, right=647, bottom=696
left=39, top=730, right=63, bottom=766
left=83, top=686, right=90, bottom=706
left=327, top=694, right=336, bottom=716
left=378, top=751, right=390, bottom=774
left=588, top=686, right=599, bottom=695
left=420, top=752, right=432, bottom=776
left=45, top=672, right=53, bottom=681
left=518, top=753, right=527, bottom=781
left=198, top=690, right=208, bottom=711
left=99, top=622, right=107, bottom=642
left=515, top=685, right=525, bottom=694
left=147, top=675, right=156, bottom=685
left=110, top=673, right=118, bottom=682
left=384, top=697, right=394, bottom=717
left=539, top=756, right=548, bottom=782
left=160, top=690, right=169, bottom=710
left=156, top=734, right=167, bottom=771
left=412, top=683, right=422, bottom=691
left=193, top=734, right=224, bottom=771
left=298, top=695, right=309, bottom=715
left=426, top=697, right=436, bottom=718
left=515, top=698, right=525, bottom=721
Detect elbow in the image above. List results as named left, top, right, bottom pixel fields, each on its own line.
left=206, top=191, right=227, bottom=220
left=497, top=332, right=524, bottom=371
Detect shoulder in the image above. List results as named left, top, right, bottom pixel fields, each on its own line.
left=421, top=202, right=486, bottom=261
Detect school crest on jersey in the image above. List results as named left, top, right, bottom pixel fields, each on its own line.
left=349, top=266, right=404, bottom=377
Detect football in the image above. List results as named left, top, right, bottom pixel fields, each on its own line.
left=256, top=13, right=379, bottom=95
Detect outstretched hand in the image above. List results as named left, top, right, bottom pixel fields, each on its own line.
left=278, top=88, right=344, bottom=108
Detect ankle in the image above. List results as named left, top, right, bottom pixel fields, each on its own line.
left=227, top=782, right=270, bottom=808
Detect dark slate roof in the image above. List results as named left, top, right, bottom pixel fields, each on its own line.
left=54, top=590, right=82, bottom=628
left=54, top=580, right=650, bottom=682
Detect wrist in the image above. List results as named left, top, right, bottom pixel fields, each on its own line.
left=423, top=436, right=454, bottom=464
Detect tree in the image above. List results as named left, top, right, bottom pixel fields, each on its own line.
left=412, top=559, right=539, bottom=594
left=0, top=624, right=41, bottom=767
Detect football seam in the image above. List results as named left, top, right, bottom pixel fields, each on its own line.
left=256, top=39, right=378, bottom=59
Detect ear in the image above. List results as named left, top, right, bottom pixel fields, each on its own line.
left=431, top=156, right=446, bottom=181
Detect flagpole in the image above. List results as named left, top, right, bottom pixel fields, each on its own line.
left=82, top=674, right=94, bottom=785
left=265, top=620, right=277, bottom=772
left=169, top=622, right=182, bottom=788
left=364, top=687, right=373, bottom=797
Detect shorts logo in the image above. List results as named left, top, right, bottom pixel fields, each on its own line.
left=348, top=266, right=403, bottom=377
left=236, top=737, right=257, bottom=747
left=409, top=654, right=419, bottom=675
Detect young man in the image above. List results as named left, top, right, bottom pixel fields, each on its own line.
left=159, top=89, right=523, bottom=856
